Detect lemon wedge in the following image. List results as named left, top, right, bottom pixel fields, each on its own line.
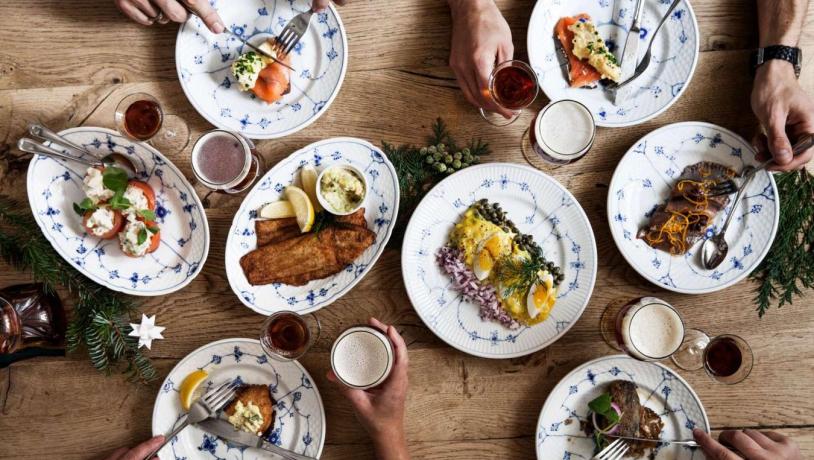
left=179, top=369, right=209, bottom=411
left=300, top=165, right=323, bottom=212
left=284, top=185, right=315, bottom=232
left=259, top=200, right=295, bottom=219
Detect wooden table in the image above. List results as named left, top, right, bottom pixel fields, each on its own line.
left=2, top=1, right=813, bottom=458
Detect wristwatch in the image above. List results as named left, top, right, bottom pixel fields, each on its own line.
left=752, top=45, right=802, bottom=78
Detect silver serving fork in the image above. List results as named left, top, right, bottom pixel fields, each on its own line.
left=275, top=8, right=314, bottom=58
left=144, top=379, right=240, bottom=460
left=594, top=439, right=630, bottom=460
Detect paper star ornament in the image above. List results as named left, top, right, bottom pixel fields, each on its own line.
left=129, top=314, right=166, bottom=350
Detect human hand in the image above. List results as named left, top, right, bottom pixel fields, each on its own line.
left=105, top=436, right=165, bottom=460
left=114, top=0, right=225, bottom=34
left=751, top=60, right=814, bottom=171
left=312, top=0, right=347, bottom=11
left=327, top=318, right=410, bottom=460
left=693, top=428, right=803, bottom=460
left=448, top=0, right=514, bottom=118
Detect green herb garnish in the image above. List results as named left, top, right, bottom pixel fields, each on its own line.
left=138, top=209, right=156, bottom=221
left=137, top=227, right=148, bottom=246
left=588, top=393, right=621, bottom=424
left=146, top=225, right=159, bottom=234
left=311, top=211, right=335, bottom=235
left=102, top=166, right=129, bottom=192
left=73, top=198, right=97, bottom=216
left=107, top=190, right=132, bottom=211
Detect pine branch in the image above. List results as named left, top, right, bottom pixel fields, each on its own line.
left=0, top=195, right=156, bottom=382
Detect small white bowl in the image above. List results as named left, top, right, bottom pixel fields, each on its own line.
left=316, top=164, right=368, bottom=216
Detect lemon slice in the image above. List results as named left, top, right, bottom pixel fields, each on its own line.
left=259, top=200, right=295, bottom=219
left=284, top=186, right=315, bottom=232
left=300, top=165, right=323, bottom=212
left=179, top=369, right=209, bottom=411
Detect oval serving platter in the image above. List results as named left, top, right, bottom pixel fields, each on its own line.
left=175, top=0, right=348, bottom=139
left=26, top=127, right=209, bottom=296
left=607, top=122, right=779, bottom=294
left=225, top=137, right=399, bottom=315
left=536, top=355, right=709, bottom=459
left=152, top=338, right=325, bottom=460
left=528, top=0, right=699, bottom=127
left=401, top=163, right=597, bottom=359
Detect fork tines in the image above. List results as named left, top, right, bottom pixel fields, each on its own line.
left=594, top=439, right=630, bottom=460
left=276, top=27, right=299, bottom=58
left=708, top=180, right=738, bottom=197
left=202, top=379, right=240, bottom=410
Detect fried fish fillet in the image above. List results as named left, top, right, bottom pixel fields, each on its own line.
left=240, top=223, right=376, bottom=286
left=255, top=208, right=368, bottom=247
left=225, top=384, right=276, bottom=435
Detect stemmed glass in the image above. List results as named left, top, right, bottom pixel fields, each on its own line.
left=479, top=60, right=539, bottom=126
left=114, top=92, right=190, bottom=155
left=672, top=329, right=754, bottom=384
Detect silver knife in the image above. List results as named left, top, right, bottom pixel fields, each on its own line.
left=223, top=29, right=296, bottom=72
left=613, top=0, right=645, bottom=104
left=197, top=418, right=316, bottom=460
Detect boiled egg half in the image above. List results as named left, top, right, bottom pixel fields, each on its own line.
left=472, top=232, right=512, bottom=281
left=527, top=271, right=558, bottom=320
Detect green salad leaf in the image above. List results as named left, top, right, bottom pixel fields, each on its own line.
left=137, top=227, right=148, bottom=246
left=138, top=209, right=156, bottom=221
left=107, top=190, right=132, bottom=211
left=588, top=393, right=620, bottom=424
left=73, top=198, right=97, bottom=216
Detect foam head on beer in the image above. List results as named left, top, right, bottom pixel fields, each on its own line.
left=331, top=326, right=394, bottom=389
left=620, top=298, right=685, bottom=361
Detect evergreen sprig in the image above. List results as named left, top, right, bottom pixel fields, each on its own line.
left=749, top=170, right=814, bottom=316
left=0, top=195, right=156, bottom=383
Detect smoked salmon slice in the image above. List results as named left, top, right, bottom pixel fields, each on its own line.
left=252, top=52, right=292, bottom=103
left=555, top=14, right=602, bottom=88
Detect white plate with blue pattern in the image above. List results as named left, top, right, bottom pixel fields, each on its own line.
left=25, top=127, right=209, bottom=296
left=536, top=355, right=709, bottom=459
left=152, top=338, right=325, bottom=460
left=225, top=137, right=399, bottom=315
left=401, top=163, right=597, bottom=359
left=176, top=0, right=348, bottom=139
left=608, top=122, right=779, bottom=294
left=528, top=0, right=699, bottom=127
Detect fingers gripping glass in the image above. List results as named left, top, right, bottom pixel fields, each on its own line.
left=478, top=60, right=539, bottom=126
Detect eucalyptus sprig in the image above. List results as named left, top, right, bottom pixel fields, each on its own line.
left=0, top=195, right=156, bottom=383
left=750, top=170, right=814, bottom=316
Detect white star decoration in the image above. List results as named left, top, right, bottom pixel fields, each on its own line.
left=129, top=314, right=165, bottom=350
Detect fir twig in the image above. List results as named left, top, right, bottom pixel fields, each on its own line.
left=749, top=170, right=814, bottom=316
left=0, top=195, right=156, bottom=382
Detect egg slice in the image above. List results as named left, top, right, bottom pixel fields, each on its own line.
left=527, top=271, right=558, bottom=319
left=472, top=232, right=511, bottom=281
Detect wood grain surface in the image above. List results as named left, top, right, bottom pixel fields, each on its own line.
left=1, top=0, right=813, bottom=459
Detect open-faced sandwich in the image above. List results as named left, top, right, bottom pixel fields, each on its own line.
left=638, top=161, right=737, bottom=255
left=556, top=14, right=622, bottom=88
left=437, top=199, right=564, bottom=329
left=231, top=41, right=292, bottom=104
left=225, top=384, right=277, bottom=437
left=239, top=165, right=375, bottom=286
left=74, top=166, right=161, bottom=257
left=585, top=380, right=664, bottom=458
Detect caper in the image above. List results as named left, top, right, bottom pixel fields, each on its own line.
left=437, top=163, right=447, bottom=173
left=461, top=162, right=470, bottom=168
left=464, top=155, right=474, bottom=164
left=433, top=152, right=442, bottom=161
left=444, top=155, right=453, bottom=164
left=452, top=159, right=462, bottom=169
left=462, top=148, right=471, bottom=155
left=474, top=155, right=480, bottom=162
left=438, top=143, right=445, bottom=150
left=502, top=226, right=510, bottom=233
left=428, top=146, right=437, bottom=154
left=454, top=152, right=463, bottom=161
left=425, top=156, right=434, bottom=164
left=420, top=147, right=428, bottom=155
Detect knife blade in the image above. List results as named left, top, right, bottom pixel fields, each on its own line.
left=224, top=29, right=296, bottom=72
left=197, top=418, right=316, bottom=460
left=614, top=0, right=645, bottom=104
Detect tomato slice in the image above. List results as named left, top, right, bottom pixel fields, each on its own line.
left=82, top=208, right=124, bottom=240
left=127, top=180, right=156, bottom=211
left=146, top=221, right=161, bottom=254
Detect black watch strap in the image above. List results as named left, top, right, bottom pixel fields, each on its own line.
left=752, top=45, right=802, bottom=78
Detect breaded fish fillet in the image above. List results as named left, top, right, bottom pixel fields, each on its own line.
left=255, top=208, right=368, bottom=247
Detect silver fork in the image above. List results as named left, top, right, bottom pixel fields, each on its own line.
left=275, top=8, right=314, bottom=58
left=594, top=439, right=630, bottom=460
left=144, top=379, right=240, bottom=460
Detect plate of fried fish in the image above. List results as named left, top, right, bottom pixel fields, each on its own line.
left=608, top=122, right=779, bottom=294
left=536, top=355, right=709, bottom=459
left=225, top=137, right=399, bottom=315
left=402, top=163, right=597, bottom=359
left=175, top=0, right=348, bottom=139
left=527, top=0, right=699, bottom=127
left=152, top=338, right=325, bottom=459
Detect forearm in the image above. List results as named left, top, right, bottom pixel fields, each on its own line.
left=757, top=0, right=808, bottom=46
left=371, top=426, right=410, bottom=460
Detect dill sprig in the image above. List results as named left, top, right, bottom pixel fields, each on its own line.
left=496, top=256, right=547, bottom=298
left=311, top=211, right=336, bottom=235
left=0, top=195, right=156, bottom=383
left=749, top=170, right=814, bottom=316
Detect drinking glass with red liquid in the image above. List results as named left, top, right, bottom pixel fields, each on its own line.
left=671, top=329, right=754, bottom=384
left=259, top=311, right=321, bottom=362
left=479, top=60, right=539, bottom=126
left=190, top=129, right=265, bottom=207
left=114, top=93, right=190, bottom=154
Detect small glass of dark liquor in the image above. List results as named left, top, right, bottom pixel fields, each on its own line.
left=479, top=60, right=539, bottom=126
left=671, top=329, right=754, bottom=384
left=521, top=99, right=596, bottom=171
left=190, top=129, right=265, bottom=207
left=114, top=92, right=190, bottom=154
left=260, top=311, right=321, bottom=362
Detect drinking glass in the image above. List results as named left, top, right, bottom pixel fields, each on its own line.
left=599, top=296, right=686, bottom=362
left=330, top=325, right=395, bottom=390
left=521, top=99, right=596, bottom=170
left=114, top=92, right=190, bottom=154
left=259, top=311, right=321, bottom=362
left=190, top=129, right=265, bottom=207
left=672, top=329, right=754, bottom=384
left=479, top=60, right=539, bottom=126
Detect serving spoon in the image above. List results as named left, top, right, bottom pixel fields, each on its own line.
left=701, top=134, right=814, bottom=270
